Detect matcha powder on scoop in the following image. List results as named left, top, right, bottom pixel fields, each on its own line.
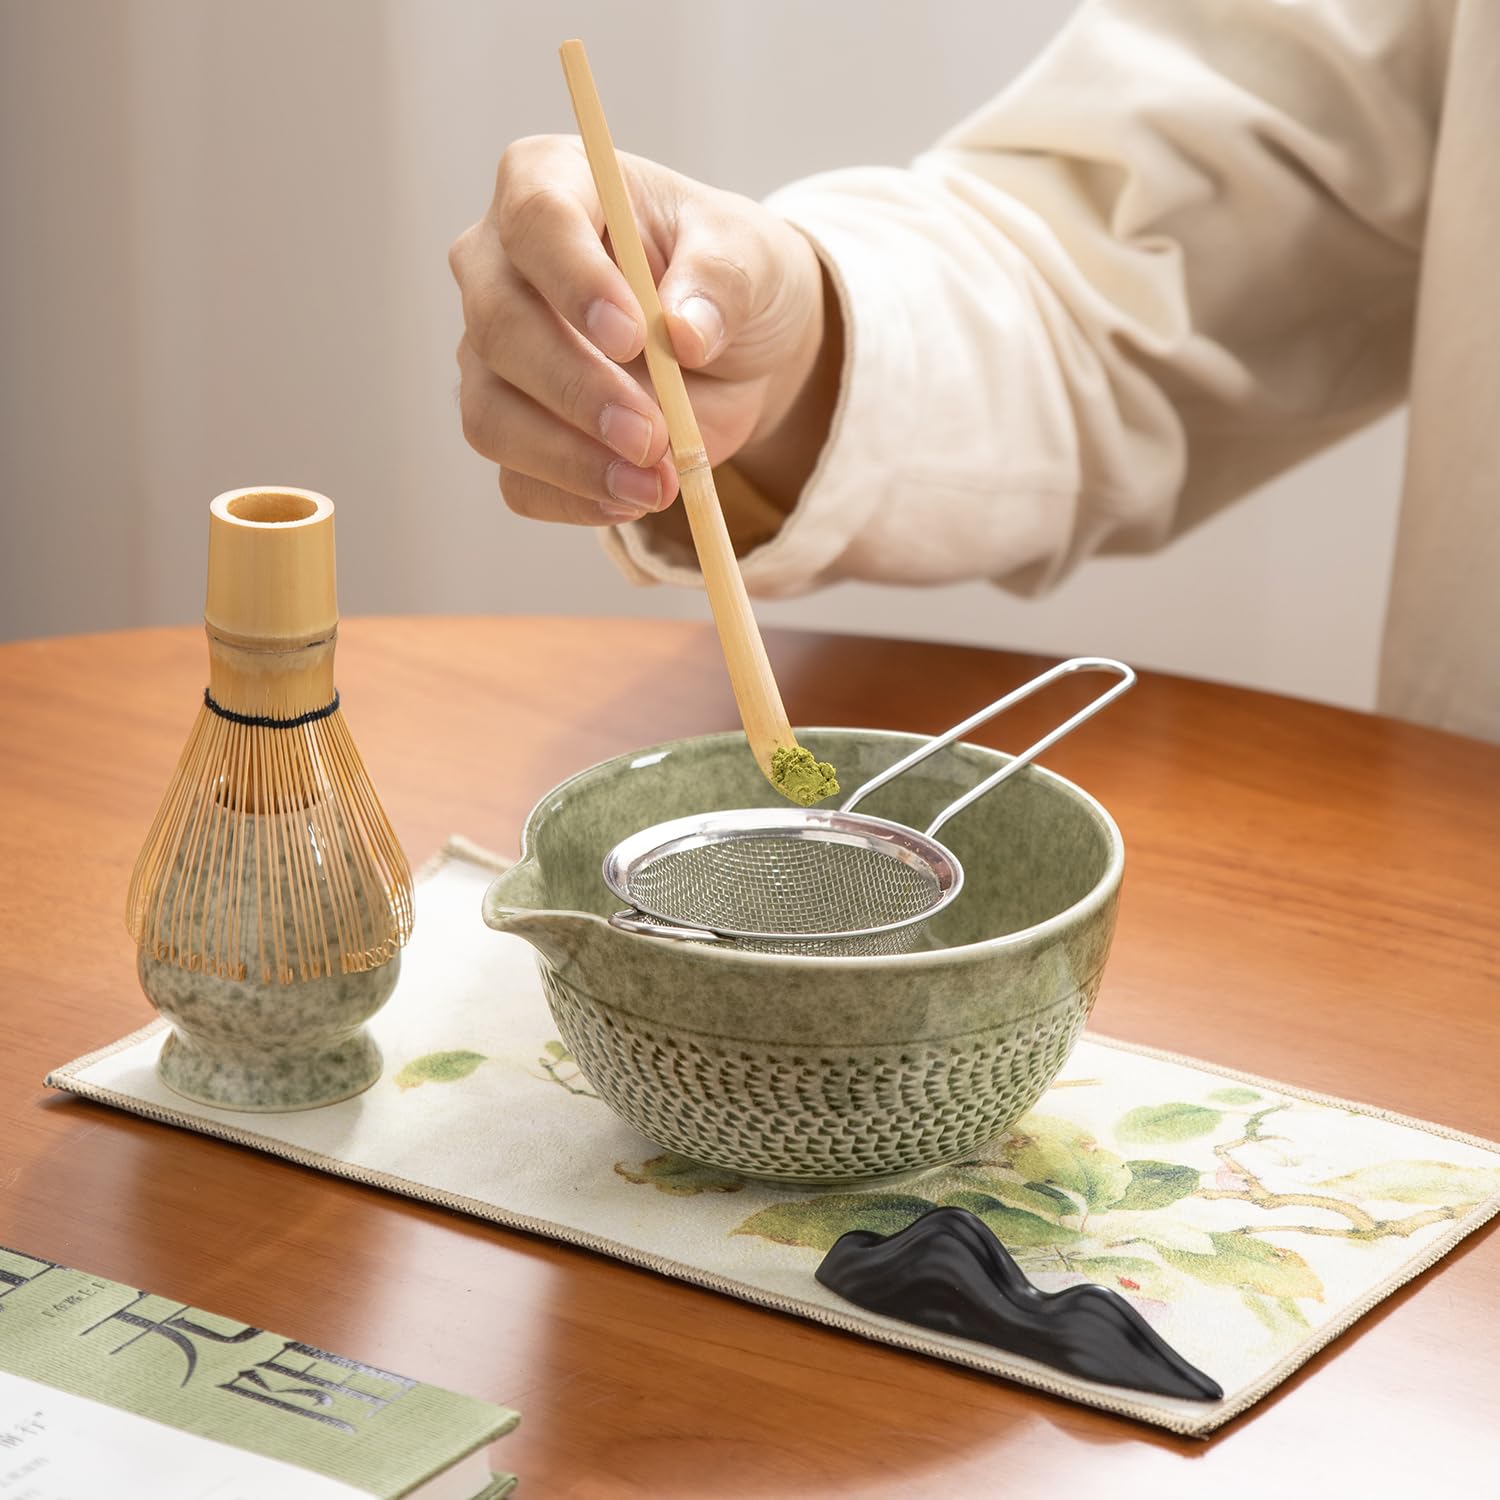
left=770, top=745, right=839, bottom=807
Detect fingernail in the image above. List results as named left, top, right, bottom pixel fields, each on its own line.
left=599, top=404, right=654, bottom=466
left=586, top=299, right=640, bottom=361
left=675, top=295, right=724, bottom=362
left=606, top=462, right=662, bottom=508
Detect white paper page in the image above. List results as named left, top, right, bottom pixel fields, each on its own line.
left=0, top=1370, right=370, bottom=1500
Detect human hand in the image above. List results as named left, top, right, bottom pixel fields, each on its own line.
left=449, top=134, right=830, bottom=526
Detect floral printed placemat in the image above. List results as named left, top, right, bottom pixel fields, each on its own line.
left=48, top=839, right=1500, bottom=1437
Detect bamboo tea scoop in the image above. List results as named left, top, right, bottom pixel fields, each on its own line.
left=559, top=38, right=837, bottom=807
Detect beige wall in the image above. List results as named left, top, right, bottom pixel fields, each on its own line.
left=0, top=0, right=1404, bottom=710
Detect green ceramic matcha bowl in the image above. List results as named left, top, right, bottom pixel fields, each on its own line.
left=483, top=728, right=1122, bottom=1185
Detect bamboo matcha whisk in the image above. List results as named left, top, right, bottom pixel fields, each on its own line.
left=559, top=39, right=838, bottom=808
left=127, top=487, right=412, bottom=992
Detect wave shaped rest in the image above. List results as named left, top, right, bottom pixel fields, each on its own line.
left=815, top=1206, right=1223, bottom=1401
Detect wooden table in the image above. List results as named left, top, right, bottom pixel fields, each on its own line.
left=4, top=617, right=1497, bottom=1496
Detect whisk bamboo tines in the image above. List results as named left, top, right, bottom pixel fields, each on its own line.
left=126, top=488, right=413, bottom=986
left=559, top=39, right=837, bottom=808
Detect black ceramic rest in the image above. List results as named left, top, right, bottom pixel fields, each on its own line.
left=815, top=1205, right=1222, bottom=1401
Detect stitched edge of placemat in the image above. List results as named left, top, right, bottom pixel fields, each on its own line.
left=45, top=836, right=1500, bottom=1437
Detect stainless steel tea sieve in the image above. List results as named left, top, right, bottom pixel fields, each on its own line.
left=602, top=657, right=1134, bottom=955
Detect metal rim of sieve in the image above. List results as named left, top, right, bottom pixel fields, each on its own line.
left=602, top=807, right=964, bottom=944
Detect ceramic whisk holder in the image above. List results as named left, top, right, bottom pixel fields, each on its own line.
left=137, top=806, right=402, bottom=1111
left=127, top=487, right=412, bottom=1112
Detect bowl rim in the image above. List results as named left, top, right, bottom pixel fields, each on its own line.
left=509, top=725, right=1124, bottom=969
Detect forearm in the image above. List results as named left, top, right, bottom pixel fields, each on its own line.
left=608, top=0, right=1435, bottom=598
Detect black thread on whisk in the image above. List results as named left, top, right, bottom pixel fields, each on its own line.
left=203, top=689, right=341, bottom=729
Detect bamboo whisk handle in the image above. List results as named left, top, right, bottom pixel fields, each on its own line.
left=206, top=486, right=338, bottom=646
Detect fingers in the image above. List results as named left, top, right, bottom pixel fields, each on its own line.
left=490, top=136, right=645, bottom=361
left=461, top=257, right=668, bottom=468
left=656, top=193, right=781, bottom=375
left=455, top=137, right=777, bottom=378
left=497, top=470, right=644, bottom=528
left=458, top=341, right=678, bottom=526
left=450, top=136, right=811, bottom=525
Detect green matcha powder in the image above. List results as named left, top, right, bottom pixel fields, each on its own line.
left=770, top=745, right=840, bottom=807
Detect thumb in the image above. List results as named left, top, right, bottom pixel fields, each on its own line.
left=656, top=217, right=759, bottom=370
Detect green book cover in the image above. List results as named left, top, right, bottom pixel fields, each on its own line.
left=0, top=1245, right=519, bottom=1498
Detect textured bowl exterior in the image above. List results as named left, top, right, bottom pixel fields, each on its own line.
left=485, top=728, right=1123, bottom=1183
left=538, top=956, right=1104, bottom=1184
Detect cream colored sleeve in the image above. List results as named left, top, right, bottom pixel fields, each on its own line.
left=604, top=0, right=1446, bottom=598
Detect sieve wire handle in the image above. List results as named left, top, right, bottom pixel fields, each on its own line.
left=609, top=909, right=728, bottom=943
left=839, top=657, right=1135, bottom=838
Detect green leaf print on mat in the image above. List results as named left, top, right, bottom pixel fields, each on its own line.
left=985, top=1177, right=1080, bottom=1220
left=1314, top=1160, right=1500, bottom=1206
left=1241, top=1292, right=1311, bottom=1338
left=536, top=1040, right=598, bottom=1098
left=1001, top=1116, right=1133, bottom=1212
left=941, top=1192, right=1082, bottom=1248
left=1208, top=1087, right=1263, bottom=1106
left=733, top=1194, right=939, bottom=1253
left=394, top=1050, right=487, bottom=1090
left=917, top=1165, right=1084, bottom=1223
left=614, top=1153, right=745, bottom=1195
left=1117, top=1102, right=1224, bottom=1144
left=1158, top=1232, right=1322, bottom=1300
left=1114, top=1160, right=1204, bottom=1212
